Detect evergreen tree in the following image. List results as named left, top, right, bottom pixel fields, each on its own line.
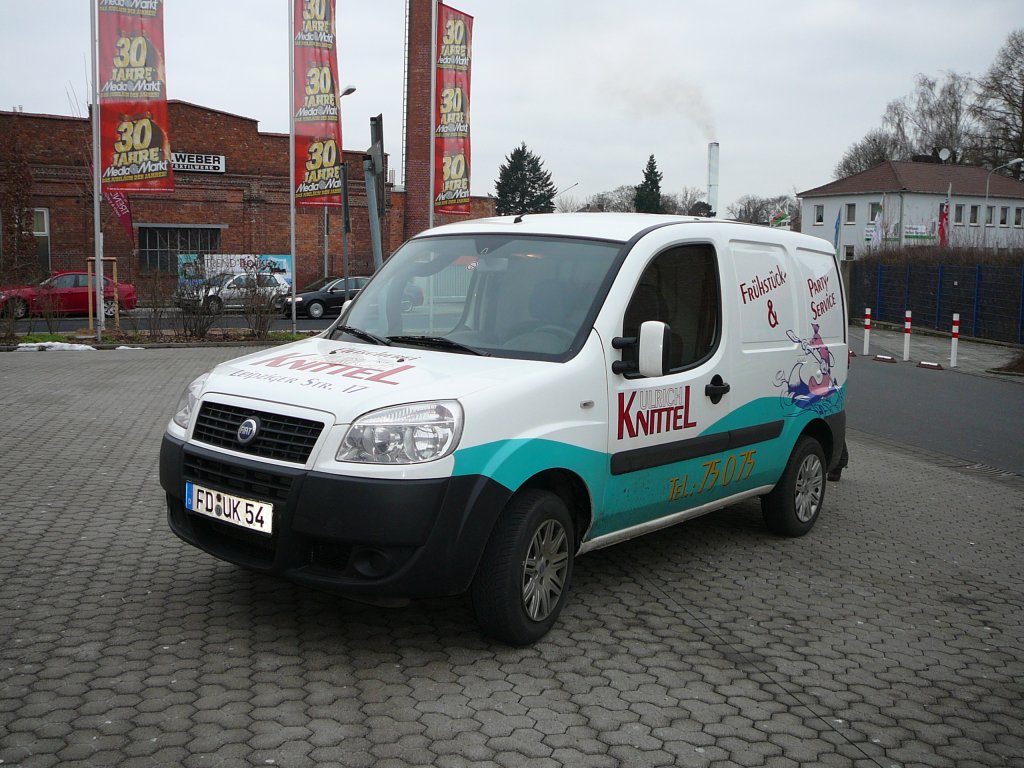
left=634, top=154, right=663, bottom=213
left=494, top=143, right=557, bottom=215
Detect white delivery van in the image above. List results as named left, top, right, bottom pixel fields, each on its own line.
left=161, top=213, right=847, bottom=645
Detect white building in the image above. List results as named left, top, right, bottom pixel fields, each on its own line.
left=798, top=161, right=1024, bottom=258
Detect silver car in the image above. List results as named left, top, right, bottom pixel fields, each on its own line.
left=177, top=272, right=290, bottom=313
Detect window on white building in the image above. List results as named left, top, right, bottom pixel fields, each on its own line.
left=1000, top=206, right=1009, bottom=226
left=985, top=206, right=994, bottom=226
left=868, top=202, right=882, bottom=222
left=845, top=203, right=856, bottom=224
left=954, top=204, right=964, bottom=225
left=1015, top=207, right=1023, bottom=227
left=969, top=205, right=979, bottom=225
left=843, top=245, right=855, bottom=260
left=813, top=205, right=824, bottom=225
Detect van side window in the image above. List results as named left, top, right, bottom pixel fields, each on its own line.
left=622, top=244, right=719, bottom=372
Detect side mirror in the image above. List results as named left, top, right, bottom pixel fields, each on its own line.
left=637, top=321, right=671, bottom=377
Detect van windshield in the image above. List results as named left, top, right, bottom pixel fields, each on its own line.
left=333, top=234, right=623, bottom=360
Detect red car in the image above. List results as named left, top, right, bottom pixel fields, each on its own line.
left=0, top=270, right=138, bottom=319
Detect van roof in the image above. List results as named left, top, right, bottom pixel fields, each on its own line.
left=421, top=212, right=835, bottom=251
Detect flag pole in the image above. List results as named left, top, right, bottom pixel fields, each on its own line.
left=428, top=0, right=437, bottom=230
left=289, top=0, right=297, bottom=335
left=90, top=0, right=104, bottom=342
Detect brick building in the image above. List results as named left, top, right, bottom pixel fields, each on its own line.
left=0, top=0, right=494, bottom=288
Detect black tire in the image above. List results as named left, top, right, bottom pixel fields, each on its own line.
left=205, top=296, right=223, bottom=314
left=307, top=300, right=325, bottom=319
left=6, top=298, right=29, bottom=320
left=762, top=435, right=826, bottom=537
left=471, top=489, right=575, bottom=646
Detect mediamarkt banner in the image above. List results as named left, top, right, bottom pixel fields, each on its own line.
left=433, top=3, right=473, bottom=215
left=97, top=0, right=175, bottom=192
left=293, top=0, right=344, bottom=206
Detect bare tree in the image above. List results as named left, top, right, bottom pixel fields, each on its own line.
left=883, top=72, right=977, bottom=161
left=835, top=69, right=984, bottom=179
left=834, top=128, right=904, bottom=179
left=554, top=194, right=583, bottom=213
left=240, top=265, right=280, bottom=340
left=585, top=185, right=636, bottom=212
left=661, top=185, right=706, bottom=215
left=971, top=28, right=1024, bottom=176
left=726, top=194, right=796, bottom=225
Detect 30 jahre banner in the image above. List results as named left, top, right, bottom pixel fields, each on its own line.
left=433, top=3, right=473, bottom=215
left=97, top=0, right=175, bottom=193
left=293, top=0, right=344, bottom=206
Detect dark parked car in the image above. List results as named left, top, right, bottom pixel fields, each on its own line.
left=282, top=276, right=423, bottom=319
left=0, top=270, right=137, bottom=319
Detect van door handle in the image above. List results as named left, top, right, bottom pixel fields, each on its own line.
left=704, top=375, right=730, bottom=404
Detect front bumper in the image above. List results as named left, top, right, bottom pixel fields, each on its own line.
left=159, top=434, right=510, bottom=597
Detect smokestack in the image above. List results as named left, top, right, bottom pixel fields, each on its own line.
left=707, top=142, right=719, bottom=217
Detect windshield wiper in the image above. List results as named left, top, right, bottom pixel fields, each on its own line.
left=387, top=335, right=490, bottom=356
left=331, top=325, right=392, bottom=346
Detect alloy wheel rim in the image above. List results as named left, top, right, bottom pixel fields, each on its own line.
left=521, top=519, right=569, bottom=621
left=794, top=454, right=823, bottom=522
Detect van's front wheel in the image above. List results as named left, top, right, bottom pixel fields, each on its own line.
left=471, top=489, right=575, bottom=646
left=762, top=436, right=826, bottom=537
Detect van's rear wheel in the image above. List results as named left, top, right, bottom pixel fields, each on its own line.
left=762, top=436, right=826, bottom=537
left=471, top=489, right=574, bottom=646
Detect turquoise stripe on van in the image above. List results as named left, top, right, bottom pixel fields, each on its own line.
left=451, top=387, right=844, bottom=540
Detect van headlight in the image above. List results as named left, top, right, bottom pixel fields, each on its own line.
left=337, top=401, right=463, bottom=464
left=172, top=372, right=209, bottom=429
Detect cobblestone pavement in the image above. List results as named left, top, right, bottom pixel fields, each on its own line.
left=1, top=346, right=1022, bottom=768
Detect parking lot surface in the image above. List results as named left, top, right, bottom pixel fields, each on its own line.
left=1, top=345, right=1022, bottom=768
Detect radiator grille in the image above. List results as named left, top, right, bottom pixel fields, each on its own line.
left=193, top=401, right=323, bottom=463
left=183, top=452, right=293, bottom=504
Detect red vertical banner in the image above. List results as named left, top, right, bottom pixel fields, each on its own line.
left=433, top=3, right=473, bottom=215
left=97, top=0, right=174, bottom=193
left=293, top=0, right=344, bottom=206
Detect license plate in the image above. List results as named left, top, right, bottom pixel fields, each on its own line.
left=185, top=482, right=273, bottom=535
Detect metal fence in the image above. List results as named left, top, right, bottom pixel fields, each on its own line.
left=848, top=263, right=1024, bottom=344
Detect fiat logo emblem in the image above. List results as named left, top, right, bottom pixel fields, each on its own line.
left=237, top=417, right=260, bottom=445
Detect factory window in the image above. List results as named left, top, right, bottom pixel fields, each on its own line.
left=138, top=226, right=222, bottom=274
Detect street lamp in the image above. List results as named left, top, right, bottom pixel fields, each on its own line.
left=983, top=157, right=1024, bottom=248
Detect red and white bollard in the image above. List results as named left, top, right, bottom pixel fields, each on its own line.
left=903, top=310, right=912, bottom=361
left=863, top=308, right=872, bottom=356
left=950, top=313, right=960, bottom=368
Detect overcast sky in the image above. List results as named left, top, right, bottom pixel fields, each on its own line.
left=0, top=1, right=1016, bottom=214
